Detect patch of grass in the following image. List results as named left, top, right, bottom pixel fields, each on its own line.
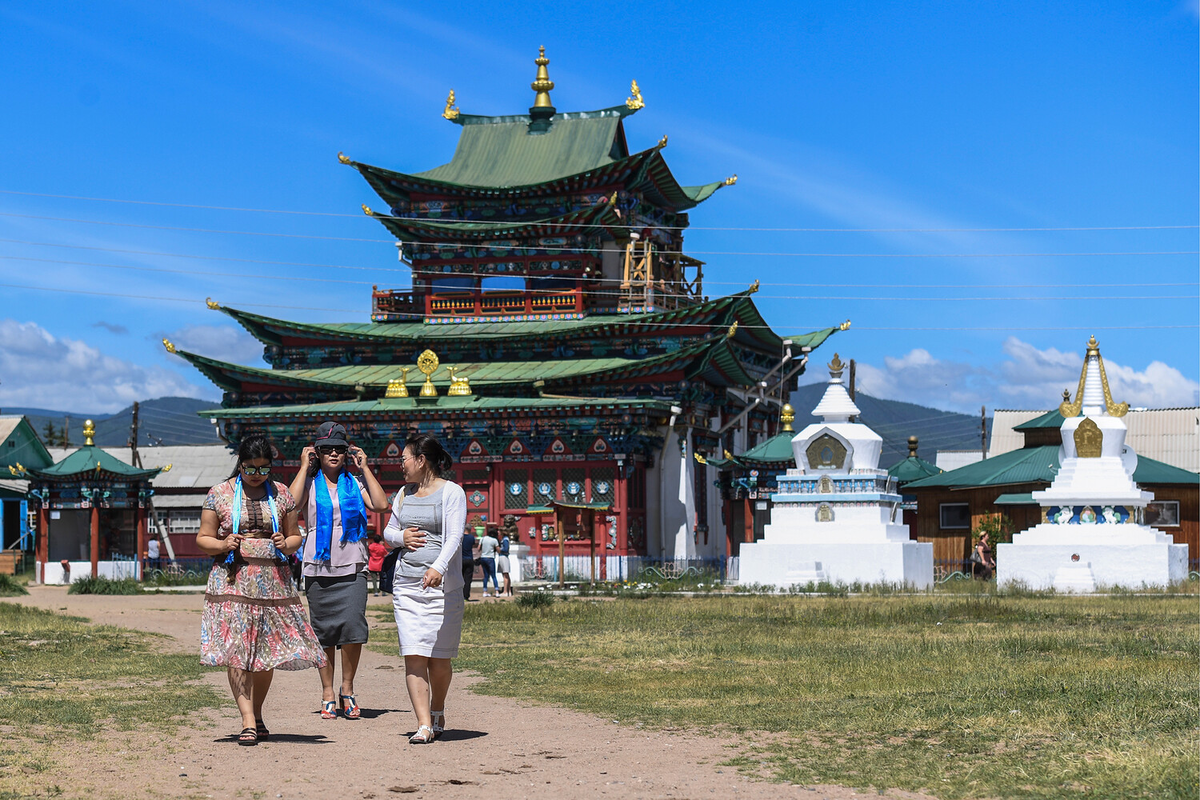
left=67, top=576, right=141, bottom=595
left=514, top=589, right=557, bottom=608
left=0, top=574, right=29, bottom=597
left=0, top=603, right=221, bottom=733
left=424, top=594, right=1197, bottom=799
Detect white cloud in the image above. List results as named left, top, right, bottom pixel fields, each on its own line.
left=0, top=319, right=211, bottom=413
left=824, top=337, right=1199, bottom=413
left=166, top=324, right=264, bottom=366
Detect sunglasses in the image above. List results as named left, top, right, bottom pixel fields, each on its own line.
left=240, top=464, right=272, bottom=476
left=317, top=446, right=348, bottom=455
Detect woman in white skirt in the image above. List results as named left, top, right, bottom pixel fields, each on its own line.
left=383, top=433, right=467, bottom=744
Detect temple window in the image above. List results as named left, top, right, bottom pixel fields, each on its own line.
left=939, top=503, right=970, bottom=530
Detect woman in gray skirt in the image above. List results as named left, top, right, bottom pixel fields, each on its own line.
left=383, top=433, right=467, bottom=744
left=289, top=421, right=389, bottom=720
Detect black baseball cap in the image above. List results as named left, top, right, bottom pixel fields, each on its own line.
left=314, top=421, right=349, bottom=448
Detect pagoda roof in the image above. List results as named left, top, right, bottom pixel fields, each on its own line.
left=374, top=203, right=621, bottom=242
left=172, top=334, right=761, bottom=395
left=903, top=445, right=1199, bottom=491
left=199, top=395, right=676, bottom=421
left=347, top=137, right=730, bottom=213
left=216, top=291, right=833, bottom=354
left=29, top=444, right=161, bottom=481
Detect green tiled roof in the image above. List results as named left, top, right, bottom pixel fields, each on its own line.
left=199, top=395, right=675, bottom=420
left=1014, top=410, right=1064, bottom=430
left=31, top=445, right=161, bottom=480
left=888, top=455, right=943, bottom=486
left=994, top=493, right=1036, bottom=505
left=904, top=445, right=1199, bottom=490
left=376, top=204, right=619, bottom=241
left=737, top=432, right=795, bottom=466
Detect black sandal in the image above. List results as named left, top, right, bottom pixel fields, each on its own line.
left=238, top=727, right=258, bottom=746
left=255, top=719, right=270, bottom=741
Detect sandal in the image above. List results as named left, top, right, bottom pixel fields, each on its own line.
left=339, top=693, right=361, bottom=720
left=321, top=700, right=337, bottom=719
left=409, top=724, right=435, bottom=744
left=431, top=709, right=445, bottom=740
left=255, top=718, right=270, bottom=741
left=238, top=727, right=258, bottom=746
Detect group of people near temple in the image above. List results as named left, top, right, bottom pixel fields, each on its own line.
left=195, top=420, right=473, bottom=746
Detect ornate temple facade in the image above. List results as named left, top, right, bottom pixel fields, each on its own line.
left=170, top=50, right=843, bottom=563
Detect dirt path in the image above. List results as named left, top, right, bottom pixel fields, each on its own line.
left=5, top=586, right=935, bottom=800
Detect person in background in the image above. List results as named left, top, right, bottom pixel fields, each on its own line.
left=972, top=530, right=996, bottom=580
left=459, top=526, right=477, bottom=601
left=146, top=535, right=161, bottom=573
left=383, top=434, right=467, bottom=744
left=290, top=421, right=390, bottom=721
left=496, top=526, right=512, bottom=597
left=478, top=527, right=500, bottom=598
left=196, top=431, right=324, bottom=746
left=367, top=533, right=388, bottom=596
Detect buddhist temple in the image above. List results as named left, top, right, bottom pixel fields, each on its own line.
left=170, top=49, right=845, bottom=569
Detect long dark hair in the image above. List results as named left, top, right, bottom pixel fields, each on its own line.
left=227, top=430, right=274, bottom=479
left=405, top=433, right=453, bottom=476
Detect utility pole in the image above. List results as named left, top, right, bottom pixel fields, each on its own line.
left=62, top=415, right=70, bottom=448
left=130, top=401, right=176, bottom=563
left=980, top=405, right=988, bottom=460
left=129, top=401, right=141, bottom=466
left=848, top=359, right=857, bottom=423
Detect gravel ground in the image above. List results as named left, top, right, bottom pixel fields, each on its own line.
left=3, top=585, right=937, bottom=800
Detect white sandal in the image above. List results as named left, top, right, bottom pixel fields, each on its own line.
left=409, top=724, right=435, bottom=744
left=431, top=710, right=445, bottom=739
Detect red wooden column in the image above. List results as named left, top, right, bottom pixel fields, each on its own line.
left=89, top=504, right=100, bottom=578
left=135, top=503, right=146, bottom=581
left=614, top=459, right=628, bottom=552
left=37, top=507, right=48, bottom=584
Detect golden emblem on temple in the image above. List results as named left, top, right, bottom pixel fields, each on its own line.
left=828, top=353, right=845, bottom=377
left=385, top=367, right=411, bottom=398
left=447, top=367, right=473, bottom=397
left=442, top=89, right=460, bottom=120
left=626, top=79, right=644, bottom=110
left=1074, top=417, right=1103, bottom=458
left=417, top=349, right=440, bottom=397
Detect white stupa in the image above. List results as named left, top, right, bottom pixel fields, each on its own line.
left=997, top=336, right=1188, bottom=591
left=738, top=354, right=933, bottom=589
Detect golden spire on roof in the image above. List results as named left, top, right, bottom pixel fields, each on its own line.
left=908, top=435, right=919, bottom=458
left=828, top=353, right=845, bottom=379
left=781, top=404, right=795, bottom=432
left=531, top=46, right=555, bottom=108
left=1059, top=335, right=1128, bottom=418
left=442, top=90, right=460, bottom=120
left=626, top=80, right=644, bottom=110
left=83, top=420, right=95, bottom=447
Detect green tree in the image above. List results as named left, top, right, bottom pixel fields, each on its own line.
left=972, top=513, right=1015, bottom=545
left=40, top=421, right=58, bottom=448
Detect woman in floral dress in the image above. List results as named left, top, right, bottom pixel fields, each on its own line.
left=197, top=431, right=326, bottom=745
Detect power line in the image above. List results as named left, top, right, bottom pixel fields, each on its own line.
left=0, top=212, right=1196, bottom=258
left=3, top=188, right=1196, bottom=233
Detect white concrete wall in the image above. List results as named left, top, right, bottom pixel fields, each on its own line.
left=38, top=560, right=138, bottom=585
left=997, top=538, right=1188, bottom=590
left=739, top=541, right=933, bottom=589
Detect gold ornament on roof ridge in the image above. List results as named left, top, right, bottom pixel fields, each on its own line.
left=337, top=152, right=352, bottom=164
left=446, top=366, right=473, bottom=397
left=781, top=403, right=795, bottom=432
left=416, top=349, right=440, bottom=397
left=1059, top=335, right=1128, bottom=418
left=205, top=297, right=220, bottom=310
left=726, top=321, right=738, bottom=338
left=83, top=420, right=96, bottom=446
left=724, top=174, right=738, bottom=186
left=723, top=449, right=733, bottom=460
left=626, top=79, right=644, bottom=110
left=162, top=338, right=176, bottom=354
left=658, top=134, right=668, bottom=148
left=839, top=320, right=852, bottom=331
left=694, top=452, right=707, bottom=465
left=362, top=204, right=375, bottom=217
left=531, top=46, right=554, bottom=108
left=828, top=353, right=845, bottom=378
left=442, top=89, right=460, bottom=120
left=386, top=367, right=411, bottom=398
left=748, top=279, right=760, bottom=294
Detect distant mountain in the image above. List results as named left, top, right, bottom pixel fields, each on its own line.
left=5, top=397, right=222, bottom=447
left=790, top=384, right=988, bottom=468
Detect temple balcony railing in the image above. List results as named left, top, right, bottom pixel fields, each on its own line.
left=426, top=289, right=584, bottom=318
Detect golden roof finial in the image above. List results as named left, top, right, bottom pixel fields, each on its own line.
left=626, top=79, right=644, bottom=110
left=531, top=46, right=554, bottom=108
left=908, top=435, right=919, bottom=458
left=416, top=349, right=440, bottom=398
left=723, top=449, right=733, bottom=460
left=337, top=152, right=352, bottom=164
left=726, top=321, right=739, bottom=339
left=386, top=367, right=411, bottom=398
left=362, top=204, right=375, bottom=217
left=658, top=134, right=668, bottom=148
left=447, top=366, right=473, bottom=397
left=839, top=320, right=852, bottom=331
left=8, top=463, right=25, bottom=476
left=205, top=297, right=220, bottom=310
left=781, top=403, right=795, bottom=433
left=442, top=89, right=460, bottom=120
left=724, top=174, right=738, bottom=186
left=748, top=279, right=760, bottom=294
left=162, top=338, right=176, bottom=354
left=694, top=452, right=707, bottom=465
left=828, top=353, right=845, bottom=379
left=83, top=420, right=95, bottom=447
left=161, top=464, right=173, bottom=473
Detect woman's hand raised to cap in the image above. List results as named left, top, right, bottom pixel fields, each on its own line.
left=300, top=445, right=318, bottom=475
left=349, top=445, right=369, bottom=473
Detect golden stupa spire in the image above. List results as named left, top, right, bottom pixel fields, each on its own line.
left=530, top=46, right=554, bottom=108
left=780, top=404, right=795, bottom=433
left=83, top=420, right=95, bottom=447
left=1059, top=335, right=1128, bottom=418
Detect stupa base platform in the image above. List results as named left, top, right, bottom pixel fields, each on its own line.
left=739, top=541, right=933, bottom=590
left=997, top=536, right=1187, bottom=591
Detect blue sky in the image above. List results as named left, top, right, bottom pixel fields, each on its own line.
left=0, top=0, right=1196, bottom=415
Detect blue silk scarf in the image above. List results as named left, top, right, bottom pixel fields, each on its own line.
left=312, top=471, right=368, bottom=562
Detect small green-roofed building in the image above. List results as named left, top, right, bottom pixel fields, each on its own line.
left=171, top=51, right=844, bottom=568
